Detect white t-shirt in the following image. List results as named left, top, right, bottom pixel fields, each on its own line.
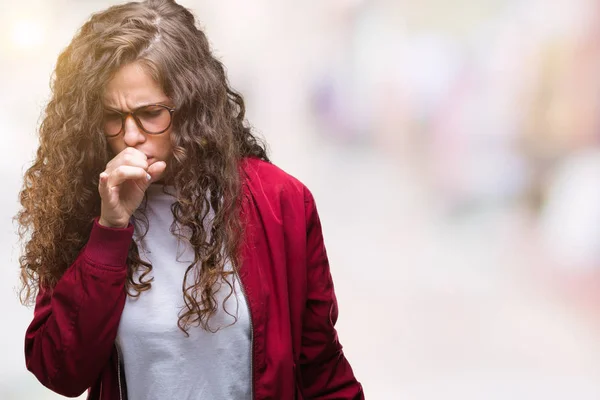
left=115, top=184, right=252, bottom=400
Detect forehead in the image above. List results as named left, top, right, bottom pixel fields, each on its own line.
left=103, top=62, right=167, bottom=107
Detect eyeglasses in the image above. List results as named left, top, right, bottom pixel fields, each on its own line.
left=102, top=104, right=176, bottom=137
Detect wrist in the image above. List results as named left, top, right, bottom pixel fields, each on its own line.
left=98, top=217, right=129, bottom=229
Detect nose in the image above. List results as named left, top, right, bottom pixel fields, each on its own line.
left=122, top=114, right=146, bottom=146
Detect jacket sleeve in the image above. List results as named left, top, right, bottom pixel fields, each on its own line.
left=299, top=189, right=364, bottom=399
left=24, top=218, right=133, bottom=397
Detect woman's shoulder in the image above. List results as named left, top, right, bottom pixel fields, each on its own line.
left=240, top=157, right=311, bottom=203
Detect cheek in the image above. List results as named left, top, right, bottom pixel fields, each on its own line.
left=156, top=132, right=174, bottom=158
left=107, top=139, right=125, bottom=157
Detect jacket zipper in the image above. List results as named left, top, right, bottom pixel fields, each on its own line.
left=116, top=345, right=124, bottom=400
left=234, top=269, right=254, bottom=400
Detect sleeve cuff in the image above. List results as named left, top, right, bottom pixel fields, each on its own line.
left=83, top=217, right=134, bottom=267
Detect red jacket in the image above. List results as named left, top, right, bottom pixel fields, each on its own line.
left=25, top=157, right=364, bottom=399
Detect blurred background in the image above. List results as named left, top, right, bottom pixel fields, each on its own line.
left=2, top=0, right=600, bottom=398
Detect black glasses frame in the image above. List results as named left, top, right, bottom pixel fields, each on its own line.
left=103, top=103, right=176, bottom=138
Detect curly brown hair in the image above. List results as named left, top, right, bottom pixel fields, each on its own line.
left=15, top=0, right=269, bottom=334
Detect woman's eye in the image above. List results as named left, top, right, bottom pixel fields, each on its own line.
left=138, top=108, right=164, bottom=119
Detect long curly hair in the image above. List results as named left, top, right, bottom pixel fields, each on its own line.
left=15, top=0, right=269, bottom=334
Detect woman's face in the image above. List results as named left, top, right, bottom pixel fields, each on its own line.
left=103, top=61, right=174, bottom=172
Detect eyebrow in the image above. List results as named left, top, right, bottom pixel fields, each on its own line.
left=103, top=101, right=172, bottom=112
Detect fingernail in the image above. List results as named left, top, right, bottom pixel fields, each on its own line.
left=146, top=173, right=151, bottom=181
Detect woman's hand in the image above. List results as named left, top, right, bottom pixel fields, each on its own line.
left=98, top=147, right=167, bottom=228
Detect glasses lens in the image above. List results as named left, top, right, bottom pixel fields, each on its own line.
left=103, top=112, right=123, bottom=136
left=136, top=105, right=171, bottom=134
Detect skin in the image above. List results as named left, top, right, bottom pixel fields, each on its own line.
left=98, top=62, right=172, bottom=228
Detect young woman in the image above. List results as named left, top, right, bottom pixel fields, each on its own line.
left=16, top=0, right=363, bottom=399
